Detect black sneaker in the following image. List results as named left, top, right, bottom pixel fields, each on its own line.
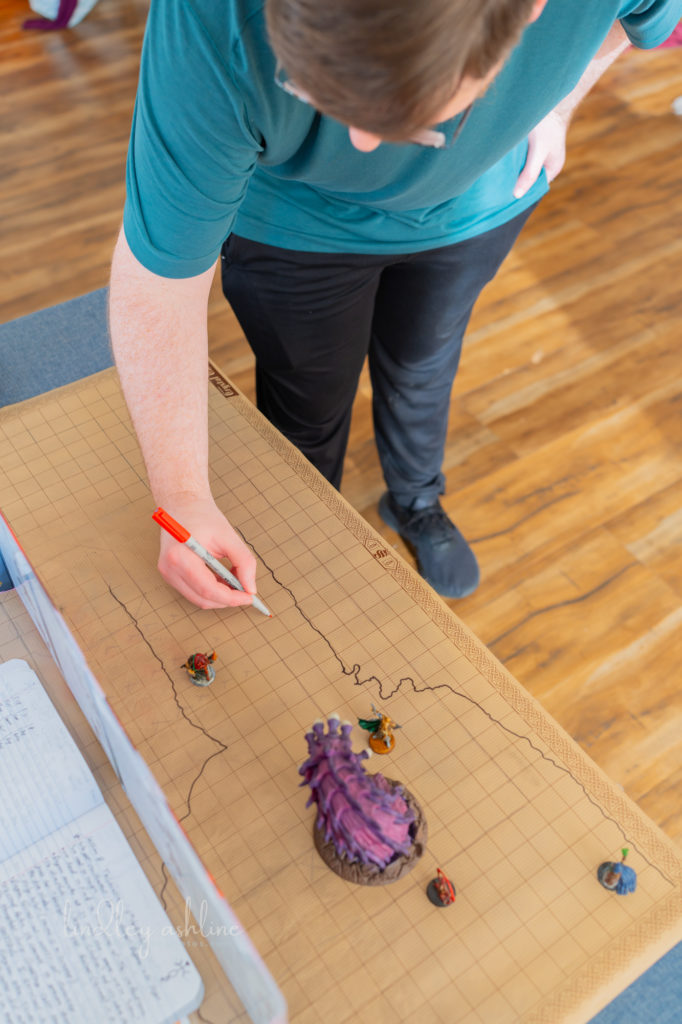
left=378, top=492, right=480, bottom=599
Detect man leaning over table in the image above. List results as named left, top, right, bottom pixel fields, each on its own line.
left=109, top=0, right=680, bottom=609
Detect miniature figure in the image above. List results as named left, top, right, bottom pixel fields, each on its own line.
left=426, top=868, right=456, bottom=907
left=597, top=848, right=637, bottom=894
left=299, top=715, right=427, bottom=885
left=358, top=703, right=402, bottom=754
left=181, top=651, right=217, bottom=687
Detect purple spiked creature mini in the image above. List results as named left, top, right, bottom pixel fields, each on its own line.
left=299, top=714, right=427, bottom=885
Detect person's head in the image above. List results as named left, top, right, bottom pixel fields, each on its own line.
left=267, top=0, right=547, bottom=150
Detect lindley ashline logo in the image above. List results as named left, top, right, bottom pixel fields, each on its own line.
left=62, top=898, right=242, bottom=959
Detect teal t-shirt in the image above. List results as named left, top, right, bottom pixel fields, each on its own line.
left=123, top=0, right=681, bottom=277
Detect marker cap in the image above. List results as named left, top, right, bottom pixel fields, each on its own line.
left=152, top=507, right=190, bottom=543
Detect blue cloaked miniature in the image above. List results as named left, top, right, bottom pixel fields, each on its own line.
left=598, top=848, right=637, bottom=894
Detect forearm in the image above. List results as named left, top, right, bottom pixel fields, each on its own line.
left=513, top=21, right=631, bottom=201
left=109, top=228, right=214, bottom=504
left=554, top=21, right=630, bottom=122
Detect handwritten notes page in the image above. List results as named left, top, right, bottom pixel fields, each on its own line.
left=0, top=658, right=101, bottom=861
left=0, top=660, right=203, bottom=1024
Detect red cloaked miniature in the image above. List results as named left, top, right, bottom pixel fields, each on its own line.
left=427, top=868, right=456, bottom=907
left=182, top=651, right=217, bottom=686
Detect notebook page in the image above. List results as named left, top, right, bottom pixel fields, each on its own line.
left=0, top=659, right=102, bottom=861
left=0, top=802, right=203, bottom=1024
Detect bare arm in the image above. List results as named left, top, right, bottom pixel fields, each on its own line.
left=109, top=227, right=257, bottom=608
left=514, top=21, right=631, bottom=197
left=553, top=20, right=630, bottom=122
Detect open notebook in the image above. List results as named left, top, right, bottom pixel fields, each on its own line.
left=0, top=658, right=204, bottom=1024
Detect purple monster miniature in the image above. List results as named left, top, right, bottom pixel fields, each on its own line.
left=299, top=714, right=427, bottom=885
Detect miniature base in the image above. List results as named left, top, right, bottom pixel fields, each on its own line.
left=427, top=879, right=456, bottom=907
left=188, top=666, right=215, bottom=688
left=313, top=779, right=427, bottom=886
left=369, top=733, right=395, bottom=755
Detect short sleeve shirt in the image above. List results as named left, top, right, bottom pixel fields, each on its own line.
left=123, top=0, right=681, bottom=276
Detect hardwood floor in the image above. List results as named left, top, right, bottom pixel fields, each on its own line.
left=2, top=0, right=681, bottom=843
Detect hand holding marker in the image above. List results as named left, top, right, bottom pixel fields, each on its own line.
left=152, top=507, right=272, bottom=618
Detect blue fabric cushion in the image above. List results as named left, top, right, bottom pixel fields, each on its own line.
left=590, top=942, right=682, bottom=1023
left=0, top=288, right=113, bottom=407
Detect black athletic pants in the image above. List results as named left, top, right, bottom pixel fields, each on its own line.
left=221, top=204, right=536, bottom=504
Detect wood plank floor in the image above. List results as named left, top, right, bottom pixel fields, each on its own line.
left=2, top=0, right=681, bottom=844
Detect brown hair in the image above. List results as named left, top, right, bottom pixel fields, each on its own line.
left=266, top=0, right=538, bottom=140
